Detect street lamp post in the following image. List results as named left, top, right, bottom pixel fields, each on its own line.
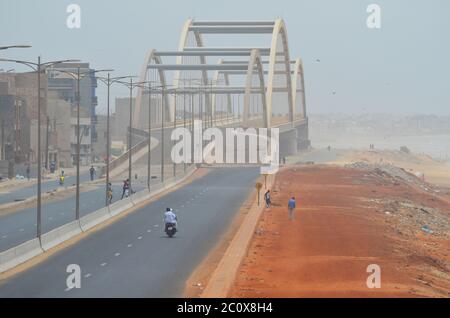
left=114, top=78, right=149, bottom=193
left=0, top=45, right=31, bottom=51
left=0, top=57, right=79, bottom=239
left=97, top=74, right=134, bottom=206
left=48, top=67, right=112, bottom=220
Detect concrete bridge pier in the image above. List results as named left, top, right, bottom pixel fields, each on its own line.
left=279, top=128, right=298, bottom=158
left=296, top=119, right=310, bottom=151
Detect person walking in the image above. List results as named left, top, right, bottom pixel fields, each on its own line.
left=107, top=182, right=113, bottom=204
left=25, top=164, right=30, bottom=181
left=264, top=190, right=271, bottom=208
left=288, top=196, right=296, bottom=220
left=89, top=165, right=96, bottom=181
left=121, top=179, right=130, bottom=199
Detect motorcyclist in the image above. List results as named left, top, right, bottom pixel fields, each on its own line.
left=163, top=207, right=177, bottom=232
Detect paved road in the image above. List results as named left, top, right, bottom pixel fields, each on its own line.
left=0, top=172, right=94, bottom=206
left=0, top=178, right=149, bottom=252
left=0, top=167, right=259, bottom=297
left=0, top=125, right=180, bottom=251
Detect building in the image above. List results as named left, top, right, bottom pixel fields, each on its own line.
left=70, top=116, right=91, bottom=166
left=112, top=97, right=135, bottom=144
left=91, top=114, right=109, bottom=162
left=46, top=91, right=72, bottom=168
left=112, top=96, right=159, bottom=145
left=47, top=63, right=98, bottom=165
left=0, top=94, right=29, bottom=162
left=0, top=71, right=47, bottom=163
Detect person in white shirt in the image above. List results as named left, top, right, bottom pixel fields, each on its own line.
left=163, top=207, right=178, bottom=227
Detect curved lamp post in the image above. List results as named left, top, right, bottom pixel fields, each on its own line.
left=0, top=57, right=79, bottom=239
left=46, top=67, right=113, bottom=222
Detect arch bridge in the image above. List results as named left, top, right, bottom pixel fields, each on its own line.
left=124, top=19, right=309, bottom=170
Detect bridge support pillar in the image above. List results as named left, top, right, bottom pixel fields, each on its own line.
left=296, top=118, right=310, bottom=151
left=279, top=128, right=298, bottom=158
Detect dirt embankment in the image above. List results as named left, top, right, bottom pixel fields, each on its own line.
left=229, top=164, right=450, bottom=298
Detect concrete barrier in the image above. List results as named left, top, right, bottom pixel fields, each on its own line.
left=130, top=189, right=151, bottom=206
left=0, top=238, right=43, bottom=273
left=79, top=207, right=111, bottom=232
left=41, top=221, right=82, bottom=251
left=109, top=197, right=134, bottom=217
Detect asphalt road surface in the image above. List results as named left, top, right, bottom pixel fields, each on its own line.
left=0, top=126, right=178, bottom=252
left=0, top=178, right=148, bottom=252
left=0, top=172, right=92, bottom=205
left=0, top=167, right=260, bottom=297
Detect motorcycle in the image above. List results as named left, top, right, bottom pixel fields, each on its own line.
left=165, top=223, right=177, bottom=238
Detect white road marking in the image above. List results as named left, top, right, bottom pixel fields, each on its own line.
left=84, top=273, right=92, bottom=278
left=1, top=235, right=7, bottom=239
left=154, top=224, right=159, bottom=227
left=137, top=236, right=142, bottom=240
left=100, top=262, right=107, bottom=267
left=147, top=229, right=152, bottom=233
left=114, top=253, right=120, bottom=257
left=127, top=244, right=133, bottom=248
left=19, top=228, right=24, bottom=232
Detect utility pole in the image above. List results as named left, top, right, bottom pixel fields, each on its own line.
left=1, top=118, right=4, bottom=160
left=37, top=56, right=42, bottom=238
left=106, top=73, right=111, bottom=206
left=161, top=88, right=165, bottom=183
left=76, top=67, right=81, bottom=221
left=127, top=78, right=133, bottom=189
left=173, top=89, right=176, bottom=178
left=147, top=82, right=152, bottom=189
left=45, top=115, right=49, bottom=170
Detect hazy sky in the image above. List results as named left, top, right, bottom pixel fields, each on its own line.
left=1, top=0, right=449, bottom=115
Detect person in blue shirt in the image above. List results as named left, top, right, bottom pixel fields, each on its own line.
left=288, top=197, right=296, bottom=220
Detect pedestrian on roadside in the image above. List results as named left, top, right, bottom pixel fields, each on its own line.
left=121, top=179, right=130, bottom=199
left=26, top=164, right=30, bottom=181
left=288, top=196, right=296, bottom=220
left=89, top=165, right=96, bottom=181
left=264, top=190, right=271, bottom=208
left=107, top=182, right=113, bottom=204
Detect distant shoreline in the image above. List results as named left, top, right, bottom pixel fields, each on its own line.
left=311, top=133, right=450, bottom=162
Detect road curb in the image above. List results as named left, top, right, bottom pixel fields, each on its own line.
left=200, top=173, right=276, bottom=298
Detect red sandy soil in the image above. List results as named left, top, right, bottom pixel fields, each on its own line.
left=229, top=165, right=450, bottom=298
